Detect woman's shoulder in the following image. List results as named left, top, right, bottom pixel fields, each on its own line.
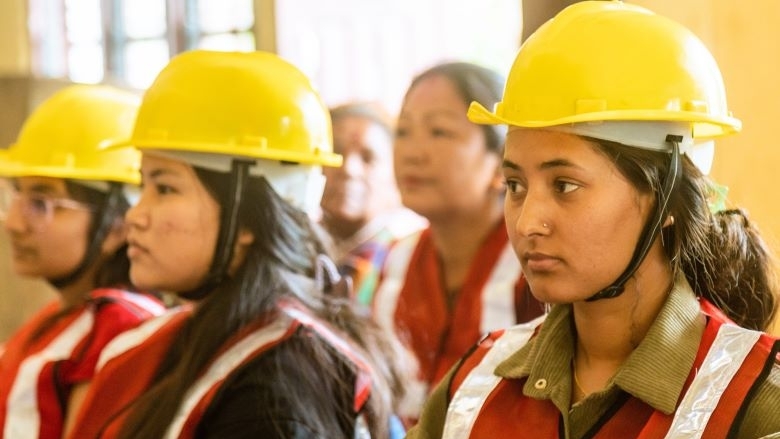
left=87, top=289, right=169, bottom=346
left=234, top=327, right=357, bottom=386
left=738, top=356, right=780, bottom=438
left=87, top=288, right=166, bottom=315
left=199, top=332, right=356, bottom=437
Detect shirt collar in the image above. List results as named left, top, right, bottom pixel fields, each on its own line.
left=495, top=274, right=705, bottom=414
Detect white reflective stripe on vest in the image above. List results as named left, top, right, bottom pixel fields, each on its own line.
left=480, top=244, right=522, bottom=333
left=442, top=315, right=544, bottom=439
left=4, top=311, right=94, bottom=439
left=664, top=323, right=762, bottom=439
left=443, top=320, right=761, bottom=439
left=163, top=317, right=292, bottom=439
left=110, top=290, right=167, bottom=316
left=372, top=231, right=420, bottom=334
left=96, top=308, right=185, bottom=371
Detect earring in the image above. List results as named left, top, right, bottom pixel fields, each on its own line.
left=543, top=223, right=549, bottom=228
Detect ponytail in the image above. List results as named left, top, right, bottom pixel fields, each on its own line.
left=596, top=139, right=779, bottom=330
left=683, top=208, right=778, bottom=330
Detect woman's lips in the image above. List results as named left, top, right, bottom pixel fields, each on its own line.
left=522, top=252, right=560, bottom=272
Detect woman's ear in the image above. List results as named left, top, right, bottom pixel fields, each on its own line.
left=227, top=227, right=255, bottom=276
left=237, top=227, right=255, bottom=246
left=663, top=215, right=675, bottom=228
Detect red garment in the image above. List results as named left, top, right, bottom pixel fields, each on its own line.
left=68, top=301, right=372, bottom=439
left=0, top=289, right=166, bottom=439
left=66, top=308, right=192, bottom=439
left=444, top=300, right=779, bottom=439
left=374, top=222, right=542, bottom=389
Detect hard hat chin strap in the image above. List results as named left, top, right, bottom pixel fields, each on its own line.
left=50, top=183, right=125, bottom=290
left=180, top=159, right=254, bottom=301
left=586, top=135, right=682, bottom=302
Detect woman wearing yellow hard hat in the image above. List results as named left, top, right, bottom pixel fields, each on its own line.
left=0, top=85, right=166, bottom=439
left=408, top=1, right=780, bottom=438
left=66, top=50, right=409, bottom=439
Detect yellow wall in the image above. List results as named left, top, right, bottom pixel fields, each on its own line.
left=630, top=0, right=780, bottom=335
left=0, top=0, right=29, bottom=75
left=630, top=1, right=780, bottom=244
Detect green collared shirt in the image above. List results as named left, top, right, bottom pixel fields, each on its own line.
left=407, top=277, right=780, bottom=439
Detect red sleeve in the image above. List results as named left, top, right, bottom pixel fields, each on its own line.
left=59, top=301, right=151, bottom=384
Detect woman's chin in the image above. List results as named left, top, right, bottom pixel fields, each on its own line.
left=527, top=282, right=593, bottom=305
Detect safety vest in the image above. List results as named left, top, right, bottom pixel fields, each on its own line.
left=70, top=300, right=372, bottom=439
left=65, top=307, right=192, bottom=439
left=373, top=223, right=541, bottom=416
left=0, top=288, right=166, bottom=439
left=442, top=300, right=779, bottom=439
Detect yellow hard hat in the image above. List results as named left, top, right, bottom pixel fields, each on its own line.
left=0, top=85, right=141, bottom=184
left=127, top=50, right=341, bottom=168
left=468, top=0, right=741, bottom=139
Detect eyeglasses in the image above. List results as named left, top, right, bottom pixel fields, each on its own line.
left=0, top=184, right=94, bottom=229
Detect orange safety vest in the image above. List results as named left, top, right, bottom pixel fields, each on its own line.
left=68, top=300, right=372, bottom=439
left=443, top=300, right=779, bottom=439
left=0, top=288, right=166, bottom=439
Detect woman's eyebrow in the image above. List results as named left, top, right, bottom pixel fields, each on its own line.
left=502, top=158, right=584, bottom=171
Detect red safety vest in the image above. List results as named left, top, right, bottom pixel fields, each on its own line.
left=443, top=300, right=779, bottom=439
left=68, top=300, right=372, bottom=439
left=0, top=288, right=166, bottom=439
left=373, top=223, right=542, bottom=417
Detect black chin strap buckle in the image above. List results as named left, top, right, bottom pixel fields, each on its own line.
left=586, top=285, right=624, bottom=302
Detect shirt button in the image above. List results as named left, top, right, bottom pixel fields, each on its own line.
left=534, top=379, right=548, bottom=389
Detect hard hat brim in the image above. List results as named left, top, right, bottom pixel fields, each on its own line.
left=467, top=101, right=742, bottom=138
left=107, top=138, right=343, bottom=168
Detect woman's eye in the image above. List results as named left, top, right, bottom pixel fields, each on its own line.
left=555, top=180, right=579, bottom=194
left=504, top=179, right=525, bottom=194
left=156, top=184, right=176, bottom=195
left=431, top=128, right=453, bottom=138
left=28, top=196, right=50, bottom=215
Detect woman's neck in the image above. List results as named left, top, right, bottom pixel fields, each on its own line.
left=571, top=244, right=674, bottom=394
left=56, top=266, right=99, bottom=309
left=428, top=202, right=504, bottom=292
left=322, top=215, right=365, bottom=242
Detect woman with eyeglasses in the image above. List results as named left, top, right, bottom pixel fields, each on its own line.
left=0, top=85, right=167, bottom=439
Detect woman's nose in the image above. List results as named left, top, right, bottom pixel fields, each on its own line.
left=511, top=191, right=551, bottom=238
left=3, top=200, right=30, bottom=234
left=124, top=196, right=149, bottom=228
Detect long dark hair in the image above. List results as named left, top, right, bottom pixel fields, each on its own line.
left=406, top=61, right=506, bottom=154
left=593, top=139, right=778, bottom=330
left=66, top=181, right=134, bottom=290
left=117, top=167, right=406, bottom=438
